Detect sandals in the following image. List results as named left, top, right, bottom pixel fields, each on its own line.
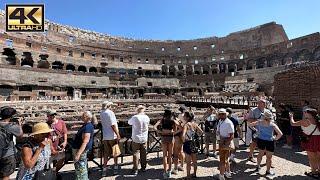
left=305, top=171, right=319, bottom=179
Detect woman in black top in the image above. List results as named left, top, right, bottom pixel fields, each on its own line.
left=154, top=109, right=178, bottom=179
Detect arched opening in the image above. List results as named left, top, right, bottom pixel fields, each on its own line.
left=246, top=60, right=254, bottom=70
left=169, top=65, right=176, bottom=76
left=194, top=64, right=202, bottom=75
left=219, top=63, right=226, bottom=73
left=0, top=85, right=14, bottom=100
left=52, top=61, right=64, bottom=70
left=66, top=64, right=75, bottom=71
left=202, top=65, right=210, bottom=75
left=89, top=67, right=97, bottom=73
left=237, top=62, right=245, bottom=71
left=78, top=65, right=87, bottom=72
left=137, top=67, right=143, bottom=76
left=37, top=60, right=50, bottom=69
left=2, top=48, right=16, bottom=65
left=100, top=67, right=108, bottom=74
left=228, top=63, right=237, bottom=72
left=211, top=64, right=218, bottom=74
left=186, top=65, right=193, bottom=75
left=119, top=69, right=127, bottom=75
left=153, top=71, right=160, bottom=77
left=297, top=49, right=311, bottom=62
left=21, top=52, right=33, bottom=67
left=313, top=46, right=320, bottom=61
left=256, top=58, right=266, bottom=69
left=161, top=65, right=168, bottom=76
left=145, top=71, right=152, bottom=77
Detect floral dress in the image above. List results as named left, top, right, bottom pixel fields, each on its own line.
left=16, top=141, right=51, bottom=180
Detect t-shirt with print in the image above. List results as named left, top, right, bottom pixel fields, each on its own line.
left=100, top=109, right=118, bottom=140
left=128, top=114, right=150, bottom=143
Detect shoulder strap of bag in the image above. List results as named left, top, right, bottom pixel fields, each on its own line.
left=309, top=125, right=318, bottom=136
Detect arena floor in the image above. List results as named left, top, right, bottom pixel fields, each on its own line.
left=11, top=144, right=313, bottom=180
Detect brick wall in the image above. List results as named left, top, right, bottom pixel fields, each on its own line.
left=274, top=62, right=320, bottom=111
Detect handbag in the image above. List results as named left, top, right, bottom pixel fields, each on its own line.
left=33, top=161, right=56, bottom=180
left=299, top=126, right=317, bottom=143
left=186, top=125, right=198, bottom=153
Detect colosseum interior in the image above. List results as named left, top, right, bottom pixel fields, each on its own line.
left=0, top=9, right=319, bottom=103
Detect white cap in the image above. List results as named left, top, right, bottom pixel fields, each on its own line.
left=218, top=108, right=228, bottom=114
left=102, top=101, right=114, bottom=106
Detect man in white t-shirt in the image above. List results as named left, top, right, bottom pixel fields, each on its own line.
left=100, top=101, right=121, bottom=175
left=128, top=105, right=150, bottom=175
left=214, top=108, right=234, bottom=180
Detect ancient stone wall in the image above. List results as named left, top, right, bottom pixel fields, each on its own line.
left=274, top=62, right=320, bottom=110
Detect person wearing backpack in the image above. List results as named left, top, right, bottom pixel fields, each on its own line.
left=182, top=111, right=203, bottom=179
left=0, top=106, right=23, bottom=180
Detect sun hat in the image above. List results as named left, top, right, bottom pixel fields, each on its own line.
left=263, top=111, right=273, bottom=120
left=136, top=105, right=146, bottom=112
left=30, top=122, right=53, bottom=136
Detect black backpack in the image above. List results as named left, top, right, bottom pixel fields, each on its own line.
left=0, top=126, right=11, bottom=159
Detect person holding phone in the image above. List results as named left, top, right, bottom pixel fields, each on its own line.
left=16, top=122, right=55, bottom=180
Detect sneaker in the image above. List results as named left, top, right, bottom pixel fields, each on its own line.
left=213, top=174, right=225, bottom=180
left=282, top=144, right=292, bottom=149
left=172, top=169, right=178, bottom=175
left=266, top=170, right=275, bottom=176
left=224, top=171, right=232, bottom=179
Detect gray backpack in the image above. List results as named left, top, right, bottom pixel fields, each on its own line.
left=0, top=126, right=11, bottom=159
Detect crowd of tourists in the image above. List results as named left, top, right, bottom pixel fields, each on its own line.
left=0, top=98, right=319, bottom=179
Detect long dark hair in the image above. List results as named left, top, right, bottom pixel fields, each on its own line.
left=184, top=111, right=194, bottom=122
left=305, top=108, right=320, bottom=129
left=162, top=109, right=173, bottom=124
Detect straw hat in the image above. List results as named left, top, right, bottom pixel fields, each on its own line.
left=263, top=111, right=273, bottom=120
left=30, top=122, right=53, bottom=136
left=102, top=101, right=114, bottom=106
left=136, top=105, right=146, bottom=112
left=218, top=108, right=228, bottom=114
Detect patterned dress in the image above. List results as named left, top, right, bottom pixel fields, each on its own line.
left=16, top=141, right=51, bottom=180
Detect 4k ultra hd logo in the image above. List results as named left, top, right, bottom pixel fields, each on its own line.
left=6, top=4, right=44, bottom=32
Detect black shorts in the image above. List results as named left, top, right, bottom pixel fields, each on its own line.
left=257, top=138, right=275, bottom=152
left=0, top=155, right=16, bottom=178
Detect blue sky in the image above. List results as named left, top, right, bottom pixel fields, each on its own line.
left=1, top=0, right=319, bottom=40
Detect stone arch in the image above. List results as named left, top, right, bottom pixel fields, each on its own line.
left=313, top=46, right=320, bottom=61
left=66, top=64, right=76, bottom=71
left=219, top=63, right=226, bottom=73
left=100, top=67, right=108, bottom=74
left=169, top=65, right=177, bottom=76
left=237, top=61, right=245, bottom=71
left=153, top=71, right=160, bottom=77
left=52, top=61, right=64, bottom=70
left=145, top=70, right=152, bottom=77
left=161, top=65, right=168, bottom=76
left=89, top=67, right=97, bottom=73
left=78, top=65, right=87, bottom=72
left=296, top=49, right=311, bottom=62
left=194, top=64, right=202, bottom=75
left=37, top=60, right=50, bottom=69
left=186, top=65, right=193, bottom=75
left=228, top=62, right=237, bottom=72
left=256, top=57, right=266, bottom=69
left=211, top=64, right=218, bottom=74
left=137, top=67, right=143, bottom=76
left=246, top=59, right=255, bottom=70
left=2, top=48, right=16, bottom=65
left=202, top=64, right=210, bottom=75
left=21, top=52, right=33, bottom=67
